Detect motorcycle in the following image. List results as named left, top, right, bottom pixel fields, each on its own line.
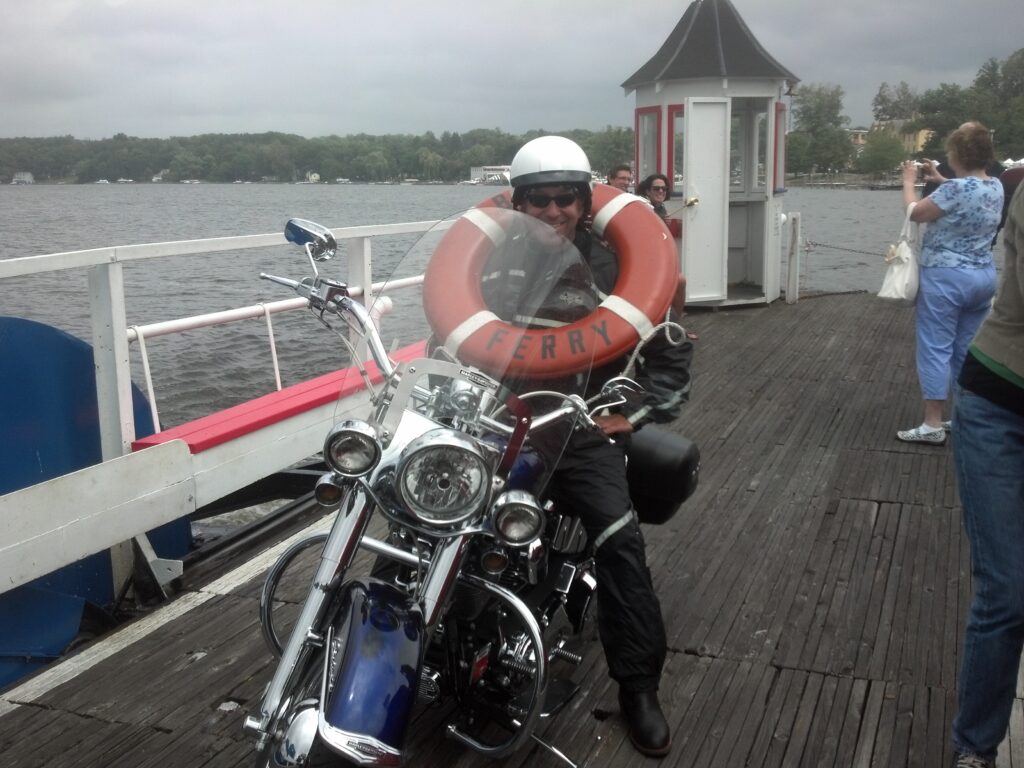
left=243, top=204, right=700, bottom=767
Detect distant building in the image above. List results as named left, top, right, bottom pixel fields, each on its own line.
left=872, top=120, right=933, bottom=154
left=11, top=172, right=34, bottom=185
left=468, top=165, right=511, bottom=185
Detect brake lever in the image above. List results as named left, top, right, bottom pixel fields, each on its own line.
left=260, top=274, right=350, bottom=310
left=260, top=272, right=305, bottom=293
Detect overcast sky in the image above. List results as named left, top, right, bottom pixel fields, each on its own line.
left=2, top=0, right=1020, bottom=140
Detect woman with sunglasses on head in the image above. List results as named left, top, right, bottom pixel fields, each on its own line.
left=482, top=136, right=693, bottom=757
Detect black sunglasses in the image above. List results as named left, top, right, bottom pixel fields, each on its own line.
left=649, top=185, right=668, bottom=192
left=525, top=190, right=578, bottom=208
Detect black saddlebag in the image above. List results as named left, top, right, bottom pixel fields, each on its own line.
left=626, top=426, right=700, bottom=525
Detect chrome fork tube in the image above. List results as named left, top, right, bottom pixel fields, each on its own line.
left=417, top=534, right=473, bottom=628
left=246, top=486, right=374, bottom=745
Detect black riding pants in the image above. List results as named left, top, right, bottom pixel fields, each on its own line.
left=547, top=429, right=667, bottom=692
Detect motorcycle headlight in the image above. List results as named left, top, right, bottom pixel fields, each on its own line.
left=395, top=429, right=490, bottom=525
left=491, top=491, right=544, bottom=546
left=323, top=420, right=380, bottom=478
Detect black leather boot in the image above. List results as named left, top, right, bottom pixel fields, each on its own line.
left=618, top=688, right=672, bottom=757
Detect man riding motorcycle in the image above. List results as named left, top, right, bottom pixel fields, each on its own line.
left=484, top=136, right=694, bottom=756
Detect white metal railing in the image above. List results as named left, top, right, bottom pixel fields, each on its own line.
left=0, top=220, right=447, bottom=460
left=0, top=219, right=447, bottom=597
left=2, top=213, right=802, bottom=597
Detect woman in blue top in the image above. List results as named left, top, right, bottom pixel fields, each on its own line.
left=897, top=122, right=1004, bottom=444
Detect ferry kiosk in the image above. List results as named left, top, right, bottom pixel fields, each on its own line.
left=623, top=0, right=798, bottom=305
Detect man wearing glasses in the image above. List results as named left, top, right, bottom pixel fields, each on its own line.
left=607, top=164, right=633, bottom=192
left=496, top=136, right=693, bottom=757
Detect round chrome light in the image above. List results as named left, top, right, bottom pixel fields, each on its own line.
left=323, top=420, right=380, bottom=478
left=314, top=473, right=346, bottom=507
left=491, top=491, right=544, bottom=546
left=395, top=429, right=490, bottom=525
left=480, top=547, right=510, bottom=575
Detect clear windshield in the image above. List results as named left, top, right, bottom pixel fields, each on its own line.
left=353, top=200, right=599, bottom=497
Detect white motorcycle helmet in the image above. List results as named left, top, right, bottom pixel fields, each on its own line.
left=510, top=136, right=593, bottom=215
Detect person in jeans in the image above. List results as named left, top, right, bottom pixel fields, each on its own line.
left=896, top=122, right=1003, bottom=445
left=950, top=182, right=1024, bottom=768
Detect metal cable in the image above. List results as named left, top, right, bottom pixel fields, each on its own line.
left=803, top=239, right=883, bottom=257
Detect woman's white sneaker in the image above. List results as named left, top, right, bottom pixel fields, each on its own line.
left=897, top=424, right=947, bottom=445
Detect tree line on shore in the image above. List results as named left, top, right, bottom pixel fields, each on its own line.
left=789, top=47, right=1024, bottom=176
left=0, top=127, right=634, bottom=185
left=3, top=46, right=1021, bottom=185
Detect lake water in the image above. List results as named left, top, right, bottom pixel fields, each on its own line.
left=1, top=183, right=988, bottom=428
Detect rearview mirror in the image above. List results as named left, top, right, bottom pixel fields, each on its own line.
left=284, top=218, right=337, bottom=261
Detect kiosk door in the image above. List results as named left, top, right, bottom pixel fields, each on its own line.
left=679, top=98, right=729, bottom=301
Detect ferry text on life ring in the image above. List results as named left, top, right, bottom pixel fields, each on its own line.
left=422, top=184, right=680, bottom=380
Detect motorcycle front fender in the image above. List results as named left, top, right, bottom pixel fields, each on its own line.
left=317, top=579, right=424, bottom=764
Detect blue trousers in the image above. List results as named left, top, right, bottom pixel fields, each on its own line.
left=915, top=266, right=996, bottom=401
left=951, top=386, right=1024, bottom=759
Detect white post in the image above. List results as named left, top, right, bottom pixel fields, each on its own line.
left=346, top=236, right=373, bottom=307
left=88, top=262, right=139, bottom=593
left=90, top=262, right=175, bottom=597
left=346, top=236, right=373, bottom=359
left=89, top=262, right=136, bottom=457
left=786, top=212, right=801, bottom=304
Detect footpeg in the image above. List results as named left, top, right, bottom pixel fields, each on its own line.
left=550, top=646, right=582, bottom=664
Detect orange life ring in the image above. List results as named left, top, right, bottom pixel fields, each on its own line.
left=422, top=184, right=680, bottom=380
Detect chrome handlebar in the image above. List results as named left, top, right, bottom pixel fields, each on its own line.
left=260, top=272, right=396, bottom=380
left=262, top=270, right=640, bottom=442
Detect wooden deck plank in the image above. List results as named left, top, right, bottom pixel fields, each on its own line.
left=792, top=672, right=840, bottom=767
left=690, top=660, right=763, bottom=767
left=866, top=505, right=910, bottom=681
left=898, top=505, right=929, bottom=685
left=772, top=498, right=841, bottom=671
left=811, top=675, right=857, bottom=768
left=742, top=667, right=802, bottom=768
left=832, top=678, right=870, bottom=768
left=886, top=683, right=918, bottom=767
left=5, top=292, right=1024, bottom=768
left=760, top=670, right=814, bottom=768
left=854, top=503, right=900, bottom=679
left=826, top=500, right=879, bottom=678
left=926, top=686, right=950, bottom=768
left=809, top=499, right=869, bottom=674
left=865, top=681, right=900, bottom=768
left=665, top=658, right=742, bottom=764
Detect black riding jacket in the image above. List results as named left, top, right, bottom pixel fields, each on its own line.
left=481, top=226, right=693, bottom=430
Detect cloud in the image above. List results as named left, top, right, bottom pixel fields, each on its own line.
left=0, top=0, right=1020, bottom=139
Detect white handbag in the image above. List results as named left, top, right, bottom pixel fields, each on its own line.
left=878, top=203, right=920, bottom=303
